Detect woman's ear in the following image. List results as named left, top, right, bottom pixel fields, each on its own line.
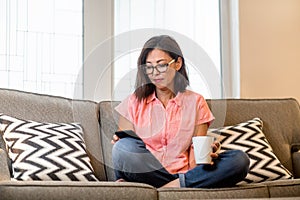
left=175, top=57, right=183, bottom=71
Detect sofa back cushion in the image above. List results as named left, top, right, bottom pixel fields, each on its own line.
left=99, top=98, right=300, bottom=180
left=98, top=101, right=120, bottom=181
left=0, top=88, right=106, bottom=181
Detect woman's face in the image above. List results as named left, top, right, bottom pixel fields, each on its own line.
left=145, top=49, right=181, bottom=91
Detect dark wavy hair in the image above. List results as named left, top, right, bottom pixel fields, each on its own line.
left=134, top=35, right=189, bottom=101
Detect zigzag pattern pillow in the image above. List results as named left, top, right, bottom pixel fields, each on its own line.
left=208, top=118, right=293, bottom=184
left=0, top=114, right=98, bottom=181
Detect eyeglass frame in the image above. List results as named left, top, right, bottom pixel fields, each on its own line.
left=142, top=59, right=176, bottom=75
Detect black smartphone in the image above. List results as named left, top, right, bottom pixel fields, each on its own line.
left=115, top=130, right=141, bottom=140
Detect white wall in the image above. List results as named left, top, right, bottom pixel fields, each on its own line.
left=239, top=0, right=300, bottom=102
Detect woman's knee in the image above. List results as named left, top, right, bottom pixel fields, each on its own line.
left=235, top=150, right=249, bottom=164
left=112, top=138, right=147, bottom=160
left=112, top=138, right=138, bottom=168
left=112, top=137, right=163, bottom=173
left=220, top=150, right=249, bottom=170
left=230, top=150, right=250, bottom=174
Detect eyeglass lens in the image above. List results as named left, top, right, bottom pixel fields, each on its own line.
left=144, top=64, right=168, bottom=74
left=144, top=59, right=175, bottom=75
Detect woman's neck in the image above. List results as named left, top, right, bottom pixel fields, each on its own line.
left=155, top=88, right=175, bottom=108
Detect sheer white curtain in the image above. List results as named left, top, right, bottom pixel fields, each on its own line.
left=113, top=0, right=221, bottom=100
left=0, top=0, right=83, bottom=98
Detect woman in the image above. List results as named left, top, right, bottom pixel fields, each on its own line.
left=111, top=35, right=249, bottom=188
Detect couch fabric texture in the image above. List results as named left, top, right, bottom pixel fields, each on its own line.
left=0, top=88, right=299, bottom=200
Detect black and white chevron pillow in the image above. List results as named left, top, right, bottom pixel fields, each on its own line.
left=208, top=118, right=293, bottom=184
left=0, top=114, right=98, bottom=181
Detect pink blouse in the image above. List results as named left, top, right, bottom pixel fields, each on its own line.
left=115, top=90, right=214, bottom=174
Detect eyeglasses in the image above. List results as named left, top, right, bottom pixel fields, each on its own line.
left=143, top=59, right=175, bottom=75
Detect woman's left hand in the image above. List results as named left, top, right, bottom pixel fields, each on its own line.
left=210, top=141, right=221, bottom=164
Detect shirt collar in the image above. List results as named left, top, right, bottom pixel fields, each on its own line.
left=146, top=91, right=183, bottom=107
left=146, top=92, right=156, bottom=104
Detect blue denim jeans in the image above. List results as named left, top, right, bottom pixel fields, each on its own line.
left=112, top=137, right=249, bottom=188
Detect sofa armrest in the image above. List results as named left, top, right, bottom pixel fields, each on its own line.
left=0, top=149, right=11, bottom=180
left=292, top=151, right=300, bottom=178
left=292, top=144, right=300, bottom=178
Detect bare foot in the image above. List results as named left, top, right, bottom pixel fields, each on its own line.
left=161, top=178, right=180, bottom=188
left=115, top=178, right=126, bottom=182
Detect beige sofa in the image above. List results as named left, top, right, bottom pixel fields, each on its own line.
left=0, top=88, right=299, bottom=200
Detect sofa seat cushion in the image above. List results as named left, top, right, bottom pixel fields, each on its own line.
left=0, top=181, right=157, bottom=200
left=0, top=114, right=98, bottom=181
left=158, top=184, right=269, bottom=199
left=259, top=179, right=300, bottom=198
left=208, top=118, right=293, bottom=184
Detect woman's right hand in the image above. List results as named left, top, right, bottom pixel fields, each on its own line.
left=111, top=134, right=120, bottom=144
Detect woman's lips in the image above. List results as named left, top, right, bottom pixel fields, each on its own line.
left=153, top=78, right=163, bottom=83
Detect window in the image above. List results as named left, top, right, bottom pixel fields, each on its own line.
left=113, top=0, right=222, bottom=100
left=0, top=0, right=83, bottom=99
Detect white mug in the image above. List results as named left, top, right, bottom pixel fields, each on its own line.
left=192, top=136, right=214, bottom=164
